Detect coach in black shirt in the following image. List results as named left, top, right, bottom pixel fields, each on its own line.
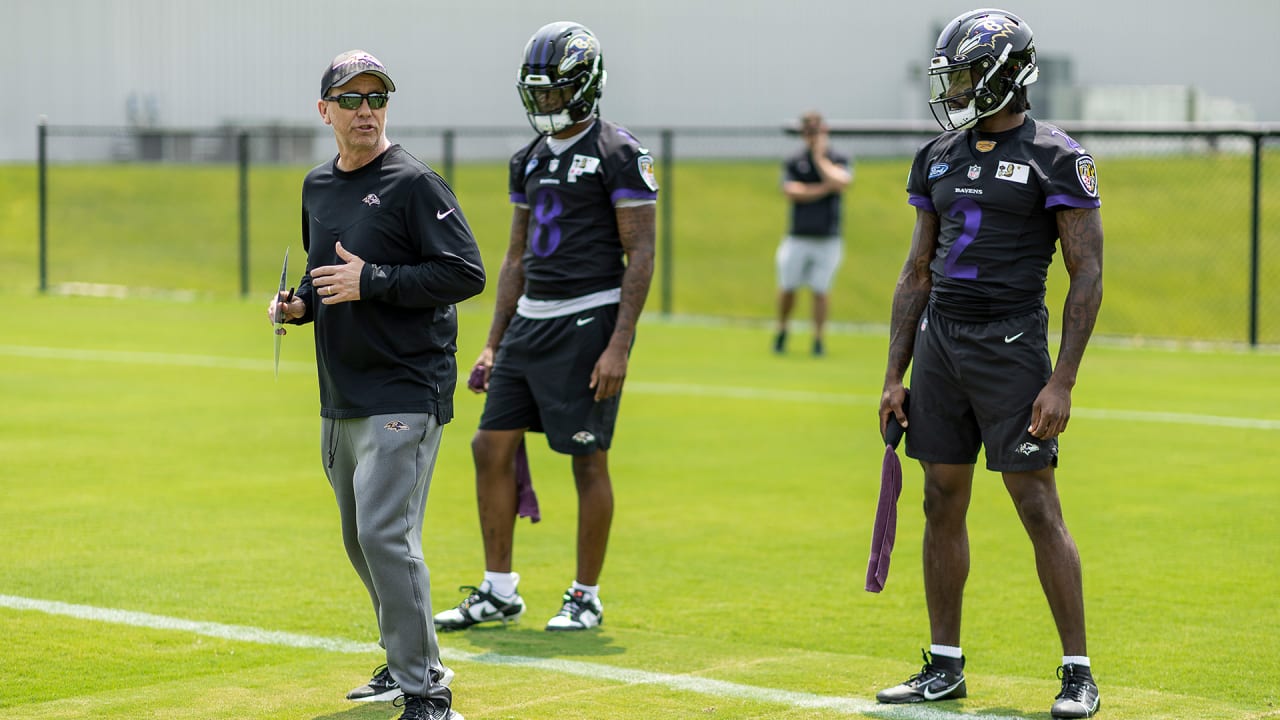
left=270, top=49, right=483, bottom=720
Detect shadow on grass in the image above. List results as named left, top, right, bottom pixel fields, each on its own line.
left=310, top=705, right=394, bottom=720
left=437, top=621, right=625, bottom=658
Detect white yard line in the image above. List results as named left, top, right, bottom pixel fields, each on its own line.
left=0, top=593, right=1022, bottom=719
left=3, top=344, right=1277, bottom=431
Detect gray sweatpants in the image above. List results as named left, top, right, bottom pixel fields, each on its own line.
left=322, top=412, right=450, bottom=698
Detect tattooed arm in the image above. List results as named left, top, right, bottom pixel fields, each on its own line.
left=471, top=207, right=530, bottom=392
left=592, top=203, right=656, bottom=401
left=1029, top=206, right=1104, bottom=439
left=880, top=206, right=940, bottom=435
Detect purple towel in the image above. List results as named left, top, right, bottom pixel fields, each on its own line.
left=467, top=364, right=486, bottom=393
left=867, top=390, right=908, bottom=593
left=865, top=444, right=902, bottom=592
left=515, top=438, right=540, bottom=523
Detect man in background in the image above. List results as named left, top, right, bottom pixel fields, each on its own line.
left=774, top=110, right=852, bottom=357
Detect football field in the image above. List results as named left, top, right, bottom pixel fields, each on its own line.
left=1, top=293, right=1278, bottom=719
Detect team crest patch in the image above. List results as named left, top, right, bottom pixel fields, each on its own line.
left=996, top=161, right=1030, bottom=184
left=384, top=420, right=410, bottom=432
left=975, top=140, right=997, bottom=152
left=967, top=164, right=982, bottom=180
left=524, top=156, right=539, bottom=177
left=1016, top=441, right=1040, bottom=456
left=548, top=158, right=560, bottom=173
left=572, top=430, right=597, bottom=445
left=638, top=155, right=659, bottom=191
left=362, top=193, right=380, bottom=207
left=1075, top=156, right=1099, bottom=197
left=927, top=162, right=949, bottom=179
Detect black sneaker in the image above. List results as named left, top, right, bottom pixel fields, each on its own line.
left=432, top=578, right=526, bottom=630
left=394, top=690, right=463, bottom=720
left=544, top=588, right=603, bottom=631
left=1052, top=664, right=1101, bottom=718
left=876, top=650, right=967, bottom=704
left=773, top=330, right=787, bottom=354
left=812, top=338, right=825, bottom=357
left=346, top=664, right=401, bottom=702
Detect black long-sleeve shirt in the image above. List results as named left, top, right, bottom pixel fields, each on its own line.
left=293, top=145, right=486, bottom=421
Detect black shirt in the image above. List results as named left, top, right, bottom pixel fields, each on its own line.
left=508, top=119, right=659, bottom=300
left=296, top=145, right=486, bottom=420
left=784, top=149, right=850, bottom=237
left=906, top=117, right=1101, bottom=322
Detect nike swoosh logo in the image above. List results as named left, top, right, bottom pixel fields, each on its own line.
left=576, top=317, right=595, bottom=327
left=1004, top=332, right=1024, bottom=343
left=921, top=679, right=963, bottom=700
left=436, top=208, right=457, bottom=220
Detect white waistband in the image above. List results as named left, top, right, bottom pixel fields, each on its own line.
left=516, top=288, right=621, bottom=319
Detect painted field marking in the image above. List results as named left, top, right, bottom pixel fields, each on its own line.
left=0, top=593, right=1025, bottom=719
left=3, top=344, right=1278, bottom=431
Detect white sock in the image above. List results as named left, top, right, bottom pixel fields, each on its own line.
left=572, top=581, right=600, bottom=598
left=930, top=644, right=963, bottom=660
left=484, top=571, right=518, bottom=599
left=1063, top=655, right=1091, bottom=668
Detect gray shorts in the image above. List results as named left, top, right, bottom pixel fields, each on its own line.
left=905, top=306, right=1058, bottom=472
left=776, top=235, right=843, bottom=292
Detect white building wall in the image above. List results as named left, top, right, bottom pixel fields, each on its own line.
left=5, top=0, right=1278, bottom=162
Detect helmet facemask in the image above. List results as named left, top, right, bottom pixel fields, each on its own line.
left=518, top=59, right=605, bottom=134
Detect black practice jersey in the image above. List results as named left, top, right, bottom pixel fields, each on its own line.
left=783, top=149, right=850, bottom=237
left=298, top=145, right=486, bottom=421
left=907, top=117, right=1100, bottom=322
left=508, top=119, right=659, bottom=300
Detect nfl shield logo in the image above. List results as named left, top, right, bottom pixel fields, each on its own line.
left=967, top=165, right=982, bottom=180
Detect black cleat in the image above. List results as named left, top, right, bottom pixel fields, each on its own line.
left=394, top=690, right=463, bottom=720
left=346, top=664, right=400, bottom=702
left=1052, top=664, right=1101, bottom=718
left=876, top=650, right=967, bottom=704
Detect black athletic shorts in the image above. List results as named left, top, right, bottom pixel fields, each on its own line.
left=479, top=303, right=622, bottom=456
left=905, top=305, right=1059, bottom=472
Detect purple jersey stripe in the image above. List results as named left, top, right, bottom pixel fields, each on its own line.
left=1045, top=194, right=1100, bottom=209
left=610, top=188, right=658, bottom=204
left=908, top=193, right=936, bottom=212
left=510, top=192, right=527, bottom=204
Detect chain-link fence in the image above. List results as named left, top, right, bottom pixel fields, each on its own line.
left=32, top=120, right=1280, bottom=346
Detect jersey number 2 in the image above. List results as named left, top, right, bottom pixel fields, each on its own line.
left=944, top=197, right=981, bottom=279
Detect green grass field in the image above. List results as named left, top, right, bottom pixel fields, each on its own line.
left=2, top=291, right=1278, bottom=719
left=3, top=147, right=1280, bottom=344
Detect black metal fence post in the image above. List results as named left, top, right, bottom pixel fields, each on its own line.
left=37, top=117, right=48, bottom=293
left=443, top=129, right=456, bottom=185
left=660, top=128, right=674, bottom=317
left=1248, top=133, right=1262, bottom=347
left=238, top=130, right=250, bottom=298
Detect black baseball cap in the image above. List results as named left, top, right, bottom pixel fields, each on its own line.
left=321, top=50, right=396, bottom=98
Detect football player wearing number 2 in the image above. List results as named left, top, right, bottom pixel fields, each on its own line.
left=434, top=22, right=657, bottom=634
left=876, top=9, right=1104, bottom=719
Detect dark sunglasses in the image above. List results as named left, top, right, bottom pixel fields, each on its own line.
left=324, top=92, right=389, bottom=110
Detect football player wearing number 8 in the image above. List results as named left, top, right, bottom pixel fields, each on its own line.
left=433, top=21, right=656, bottom=633
left=876, top=10, right=1103, bottom=719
